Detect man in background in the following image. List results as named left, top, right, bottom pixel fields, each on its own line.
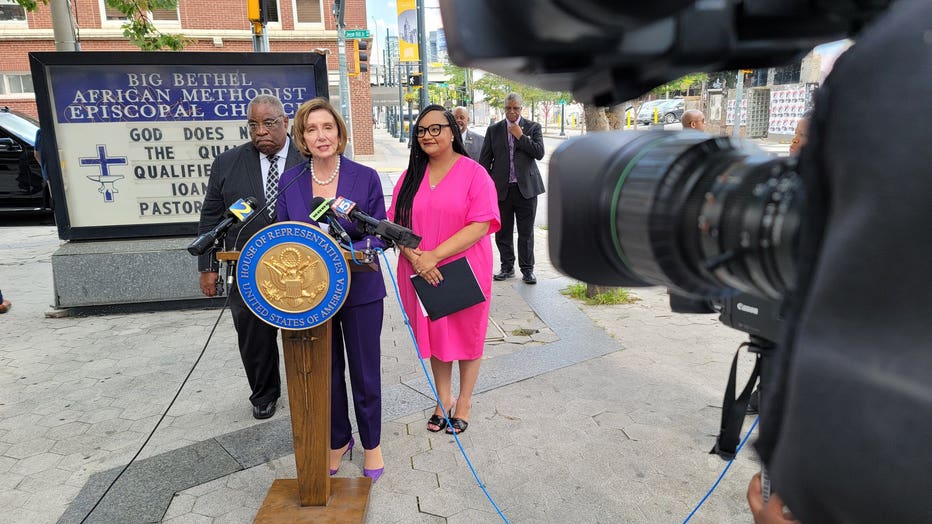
left=478, top=92, right=545, bottom=284
left=453, top=106, right=484, bottom=159
left=196, top=94, right=303, bottom=420
left=682, top=109, right=706, bottom=131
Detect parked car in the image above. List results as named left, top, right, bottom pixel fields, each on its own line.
left=657, top=99, right=686, bottom=124
left=635, top=99, right=667, bottom=125
left=0, top=107, right=52, bottom=214
left=636, top=99, right=685, bottom=125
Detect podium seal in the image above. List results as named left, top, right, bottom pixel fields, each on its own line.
left=237, top=222, right=349, bottom=330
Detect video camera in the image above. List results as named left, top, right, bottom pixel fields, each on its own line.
left=440, top=0, right=885, bottom=322
left=442, top=3, right=932, bottom=521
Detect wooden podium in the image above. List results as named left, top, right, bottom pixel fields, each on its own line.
left=218, top=235, right=377, bottom=523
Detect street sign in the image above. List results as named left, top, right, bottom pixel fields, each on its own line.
left=345, top=29, right=370, bottom=39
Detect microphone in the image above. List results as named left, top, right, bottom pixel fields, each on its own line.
left=308, top=196, right=352, bottom=245
left=331, top=196, right=422, bottom=248
left=188, top=197, right=258, bottom=256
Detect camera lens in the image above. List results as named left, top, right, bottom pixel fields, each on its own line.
left=548, top=130, right=799, bottom=300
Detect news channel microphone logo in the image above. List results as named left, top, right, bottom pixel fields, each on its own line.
left=237, top=222, right=349, bottom=330
left=331, top=196, right=356, bottom=220
left=309, top=198, right=331, bottom=222
left=229, top=198, right=255, bottom=221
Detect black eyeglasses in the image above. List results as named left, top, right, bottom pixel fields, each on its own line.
left=415, top=124, right=452, bottom=137
left=247, top=117, right=283, bottom=133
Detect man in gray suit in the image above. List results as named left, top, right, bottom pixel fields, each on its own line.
left=453, top=106, right=484, bottom=160
left=197, top=94, right=304, bottom=420
left=478, top=92, right=545, bottom=284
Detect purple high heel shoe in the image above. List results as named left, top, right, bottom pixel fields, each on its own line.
left=363, top=467, right=384, bottom=484
left=329, top=436, right=354, bottom=475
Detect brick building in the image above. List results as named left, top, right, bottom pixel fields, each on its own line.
left=0, top=0, right=374, bottom=154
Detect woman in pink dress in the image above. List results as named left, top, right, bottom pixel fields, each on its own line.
left=388, top=105, right=500, bottom=435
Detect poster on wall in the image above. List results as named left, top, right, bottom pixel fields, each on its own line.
left=725, top=98, right=748, bottom=126
left=767, top=83, right=817, bottom=135
left=29, top=52, right=328, bottom=241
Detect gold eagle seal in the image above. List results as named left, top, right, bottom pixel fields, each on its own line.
left=256, top=243, right=329, bottom=313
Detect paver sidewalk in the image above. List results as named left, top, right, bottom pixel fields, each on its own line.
left=0, top=129, right=763, bottom=523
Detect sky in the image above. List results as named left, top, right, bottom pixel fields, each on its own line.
left=362, top=3, right=853, bottom=80
left=365, top=0, right=443, bottom=64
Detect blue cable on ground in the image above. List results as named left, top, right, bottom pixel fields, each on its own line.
left=377, top=248, right=511, bottom=524
left=681, top=416, right=760, bottom=523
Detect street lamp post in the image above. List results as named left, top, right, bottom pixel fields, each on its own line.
left=416, top=0, right=428, bottom=112
left=398, top=63, right=406, bottom=143
left=385, top=27, right=392, bottom=134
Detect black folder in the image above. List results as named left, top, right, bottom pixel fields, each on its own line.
left=410, top=257, right=486, bottom=320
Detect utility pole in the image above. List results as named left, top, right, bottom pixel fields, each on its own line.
left=406, top=63, right=413, bottom=145
left=398, top=63, right=406, bottom=143
left=416, top=0, right=428, bottom=111
left=247, top=0, right=269, bottom=52
left=333, top=1, right=354, bottom=157
left=465, top=68, right=474, bottom=122
left=385, top=28, right=393, bottom=87
left=50, top=0, right=79, bottom=51
left=251, top=23, right=269, bottom=52
left=385, top=28, right=391, bottom=132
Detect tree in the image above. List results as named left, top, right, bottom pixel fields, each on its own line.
left=473, top=72, right=568, bottom=124
left=532, top=89, right=571, bottom=131
left=16, top=0, right=189, bottom=50
left=582, top=103, right=617, bottom=297
left=650, top=73, right=709, bottom=97
left=472, top=73, right=520, bottom=110
left=442, top=63, right=469, bottom=90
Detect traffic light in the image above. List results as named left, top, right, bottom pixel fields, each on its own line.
left=354, top=39, right=369, bottom=74
left=247, top=0, right=265, bottom=24
left=408, top=73, right=422, bottom=87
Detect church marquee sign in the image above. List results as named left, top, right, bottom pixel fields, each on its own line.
left=29, top=52, right=328, bottom=240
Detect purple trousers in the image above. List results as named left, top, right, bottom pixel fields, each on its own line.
left=331, top=299, right=384, bottom=451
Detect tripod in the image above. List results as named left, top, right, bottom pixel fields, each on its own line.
left=712, top=334, right=776, bottom=460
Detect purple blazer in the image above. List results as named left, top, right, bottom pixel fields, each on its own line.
left=276, top=155, right=387, bottom=307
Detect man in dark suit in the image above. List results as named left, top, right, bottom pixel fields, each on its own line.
left=453, top=106, right=484, bottom=160
left=478, top=92, right=545, bottom=284
left=197, top=94, right=303, bottom=420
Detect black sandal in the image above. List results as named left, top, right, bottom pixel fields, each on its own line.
left=445, top=417, right=469, bottom=434
left=427, top=414, right=448, bottom=432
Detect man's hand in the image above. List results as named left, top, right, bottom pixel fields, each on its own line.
left=747, top=473, right=800, bottom=524
left=508, top=121, right=523, bottom=140
left=199, top=271, right=220, bottom=297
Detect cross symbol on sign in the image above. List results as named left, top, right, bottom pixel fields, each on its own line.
left=81, top=145, right=127, bottom=203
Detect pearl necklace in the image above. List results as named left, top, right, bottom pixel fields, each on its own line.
left=310, top=156, right=341, bottom=185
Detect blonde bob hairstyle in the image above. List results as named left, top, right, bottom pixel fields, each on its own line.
left=291, top=97, right=348, bottom=156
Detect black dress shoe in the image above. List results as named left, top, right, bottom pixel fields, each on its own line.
left=253, top=401, right=277, bottom=420
left=522, top=272, right=537, bottom=284
left=493, top=269, right=515, bottom=281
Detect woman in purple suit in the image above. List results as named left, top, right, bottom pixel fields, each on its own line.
left=276, top=98, right=387, bottom=483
